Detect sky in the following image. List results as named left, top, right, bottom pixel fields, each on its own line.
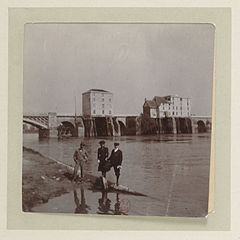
left=23, top=23, right=215, bottom=116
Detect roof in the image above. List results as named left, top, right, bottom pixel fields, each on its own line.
left=143, top=100, right=157, bottom=108
left=153, top=96, right=168, bottom=105
left=83, top=89, right=111, bottom=94
left=163, top=95, right=190, bottom=99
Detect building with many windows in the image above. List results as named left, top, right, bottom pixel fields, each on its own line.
left=82, top=89, right=113, bottom=117
left=143, top=95, right=191, bottom=118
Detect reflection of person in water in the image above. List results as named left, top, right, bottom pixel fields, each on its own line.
left=98, top=191, right=111, bottom=214
left=74, top=187, right=90, bottom=214
left=113, top=193, right=128, bottom=215
left=97, top=192, right=128, bottom=215
left=114, top=193, right=121, bottom=215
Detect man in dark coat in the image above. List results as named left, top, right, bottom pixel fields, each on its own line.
left=97, top=140, right=109, bottom=178
left=108, top=142, right=123, bottom=186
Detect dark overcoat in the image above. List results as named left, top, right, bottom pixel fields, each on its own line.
left=108, top=149, right=123, bottom=168
left=97, top=146, right=109, bottom=171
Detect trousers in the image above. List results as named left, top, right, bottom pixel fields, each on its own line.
left=73, top=161, right=84, bottom=179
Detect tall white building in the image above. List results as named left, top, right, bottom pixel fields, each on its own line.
left=82, top=89, right=113, bottom=117
left=143, top=95, right=191, bottom=118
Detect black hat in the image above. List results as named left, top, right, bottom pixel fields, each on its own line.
left=99, top=140, right=105, bottom=145
left=114, top=142, right=120, bottom=146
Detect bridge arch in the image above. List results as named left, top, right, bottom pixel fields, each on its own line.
left=197, top=120, right=206, bottom=133
left=58, top=121, right=76, bottom=137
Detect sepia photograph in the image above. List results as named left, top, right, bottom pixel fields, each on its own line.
left=22, top=23, right=215, bottom=217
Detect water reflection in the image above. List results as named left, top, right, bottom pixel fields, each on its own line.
left=97, top=191, right=111, bottom=214
left=73, top=187, right=127, bottom=215
left=114, top=194, right=121, bottom=215
left=73, top=187, right=91, bottom=214
left=97, top=191, right=128, bottom=215
left=25, top=133, right=211, bottom=217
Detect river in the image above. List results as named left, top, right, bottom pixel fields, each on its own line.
left=23, top=133, right=211, bottom=217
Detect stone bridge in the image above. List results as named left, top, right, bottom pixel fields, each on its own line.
left=191, top=116, right=212, bottom=133
left=23, top=113, right=211, bottom=138
left=23, top=113, right=84, bottom=138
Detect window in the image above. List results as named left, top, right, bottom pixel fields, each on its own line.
left=93, top=98, right=95, bottom=102
left=102, top=110, right=104, bottom=114
left=102, top=93, right=104, bottom=97
left=109, top=110, right=111, bottom=114
left=180, top=98, right=182, bottom=101
left=102, top=104, right=104, bottom=108
left=93, top=110, right=96, bottom=114
left=102, top=98, right=104, bottom=102
left=109, top=98, right=111, bottom=102
left=176, top=112, right=178, bottom=115
left=176, top=106, right=178, bottom=110
left=172, top=111, right=174, bottom=115
left=93, top=103, right=96, bottom=107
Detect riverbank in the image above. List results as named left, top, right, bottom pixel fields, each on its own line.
left=22, top=147, right=145, bottom=212
left=22, top=147, right=93, bottom=211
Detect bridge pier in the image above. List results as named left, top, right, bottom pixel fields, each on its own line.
left=113, top=117, right=121, bottom=136
left=83, top=118, right=96, bottom=137
left=191, top=121, right=198, bottom=133
left=39, top=129, right=50, bottom=138
left=106, top=117, right=113, bottom=136
left=76, top=118, right=85, bottom=137
left=172, top=118, right=177, bottom=134
left=48, top=112, right=58, bottom=138
left=136, top=116, right=142, bottom=135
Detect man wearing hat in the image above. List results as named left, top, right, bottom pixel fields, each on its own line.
left=108, top=142, right=123, bottom=186
left=72, top=142, right=88, bottom=181
left=97, top=140, right=109, bottom=178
